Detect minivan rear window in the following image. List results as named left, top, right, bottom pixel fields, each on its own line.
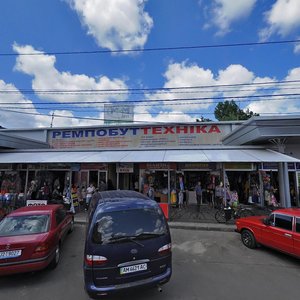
left=92, top=208, right=167, bottom=244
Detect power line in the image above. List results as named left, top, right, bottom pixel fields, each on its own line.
left=0, top=108, right=299, bottom=124
left=1, top=79, right=300, bottom=94
left=0, top=94, right=299, bottom=111
left=0, top=91, right=299, bottom=106
left=2, top=39, right=300, bottom=56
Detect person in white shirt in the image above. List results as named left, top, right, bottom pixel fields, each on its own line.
left=85, top=184, right=95, bottom=210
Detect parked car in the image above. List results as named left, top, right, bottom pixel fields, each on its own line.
left=0, top=204, right=74, bottom=276
left=235, top=208, right=300, bottom=258
left=84, top=190, right=172, bottom=299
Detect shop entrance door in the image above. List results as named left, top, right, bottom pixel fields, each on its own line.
left=80, top=171, right=88, bottom=189
left=98, top=171, right=107, bottom=189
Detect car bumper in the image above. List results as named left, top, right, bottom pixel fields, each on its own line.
left=85, top=267, right=172, bottom=298
left=0, top=254, right=54, bottom=276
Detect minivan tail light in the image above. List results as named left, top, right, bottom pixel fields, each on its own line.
left=85, top=255, right=108, bottom=267
left=158, top=243, right=172, bottom=256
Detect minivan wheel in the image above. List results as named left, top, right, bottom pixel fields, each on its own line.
left=49, top=244, right=60, bottom=269
left=241, top=230, right=256, bottom=249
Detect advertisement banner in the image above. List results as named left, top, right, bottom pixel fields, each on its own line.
left=48, top=124, right=231, bottom=150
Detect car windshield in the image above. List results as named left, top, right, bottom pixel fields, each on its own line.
left=93, top=207, right=167, bottom=244
left=0, top=214, right=50, bottom=236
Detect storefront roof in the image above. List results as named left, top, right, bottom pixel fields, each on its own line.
left=0, top=132, right=49, bottom=150
left=223, top=115, right=300, bottom=146
left=0, top=147, right=298, bottom=163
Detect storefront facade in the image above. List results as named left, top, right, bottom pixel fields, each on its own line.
left=0, top=117, right=299, bottom=211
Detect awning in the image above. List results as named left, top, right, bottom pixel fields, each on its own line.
left=0, top=148, right=298, bottom=163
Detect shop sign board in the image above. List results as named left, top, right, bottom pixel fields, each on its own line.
left=224, top=162, right=254, bottom=170
left=81, top=163, right=108, bottom=170
left=261, top=162, right=296, bottom=171
left=147, top=163, right=170, bottom=170
left=178, top=162, right=215, bottom=170
left=48, top=124, right=232, bottom=150
left=117, top=163, right=134, bottom=173
left=104, top=104, right=134, bottom=125
left=71, top=163, right=81, bottom=171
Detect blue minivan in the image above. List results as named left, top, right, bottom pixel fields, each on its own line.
left=83, top=190, right=172, bottom=298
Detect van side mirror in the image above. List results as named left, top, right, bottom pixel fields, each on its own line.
left=263, top=217, right=270, bottom=226
left=92, top=223, right=102, bottom=244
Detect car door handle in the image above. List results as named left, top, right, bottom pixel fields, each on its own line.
left=284, top=233, right=292, bottom=238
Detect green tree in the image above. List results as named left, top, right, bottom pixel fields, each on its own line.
left=214, top=100, right=259, bottom=121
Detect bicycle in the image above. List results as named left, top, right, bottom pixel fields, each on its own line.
left=215, top=204, right=254, bottom=223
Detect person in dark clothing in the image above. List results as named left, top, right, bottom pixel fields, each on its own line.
left=51, top=186, right=63, bottom=204
left=195, top=181, right=202, bottom=211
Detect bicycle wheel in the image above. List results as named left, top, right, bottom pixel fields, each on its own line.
left=239, top=209, right=254, bottom=218
left=215, top=209, right=226, bottom=223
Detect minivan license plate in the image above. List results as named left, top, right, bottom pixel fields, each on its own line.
left=0, top=250, right=22, bottom=260
left=120, top=263, right=147, bottom=275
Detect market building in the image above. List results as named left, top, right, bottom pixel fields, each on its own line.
left=0, top=115, right=299, bottom=212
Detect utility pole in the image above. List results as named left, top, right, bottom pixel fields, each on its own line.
left=50, top=112, right=54, bottom=128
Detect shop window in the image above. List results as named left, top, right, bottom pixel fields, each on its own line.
left=274, top=214, right=293, bottom=231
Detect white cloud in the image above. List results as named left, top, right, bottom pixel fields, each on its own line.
left=153, top=61, right=216, bottom=112
left=247, top=67, right=300, bottom=114
left=260, top=0, right=300, bottom=41
left=68, top=0, right=153, bottom=51
left=13, top=43, right=128, bottom=104
left=0, top=79, right=43, bottom=128
left=144, top=62, right=278, bottom=122
left=9, top=43, right=130, bottom=128
left=206, top=0, right=256, bottom=35
left=294, top=39, right=300, bottom=54
left=0, top=79, right=103, bottom=128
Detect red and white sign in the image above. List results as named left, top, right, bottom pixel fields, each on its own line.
left=26, top=200, right=48, bottom=206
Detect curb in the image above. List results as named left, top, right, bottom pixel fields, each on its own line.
left=168, top=222, right=235, bottom=232
left=74, top=218, right=235, bottom=232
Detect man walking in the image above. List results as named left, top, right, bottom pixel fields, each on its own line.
left=195, top=181, right=202, bottom=211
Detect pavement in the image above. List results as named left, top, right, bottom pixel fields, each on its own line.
left=74, top=204, right=237, bottom=232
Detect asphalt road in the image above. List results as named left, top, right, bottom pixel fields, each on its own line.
left=1, top=225, right=300, bottom=300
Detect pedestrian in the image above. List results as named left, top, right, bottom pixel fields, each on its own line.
left=99, top=180, right=107, bottom=191
left=41, top=182, right=50, bottom=200
left=52, top=185, right=63, bottom=204
left=147, top=185, right=155, bottom=200
left=195, top=181, right=202, bottom=211
left=178, top=190, right=184, bottom=209
left=81, top=186, right=86, bottom=209
left=134, top=180, right=139, bottom=192
left=86, top=183, right=95, bottom=210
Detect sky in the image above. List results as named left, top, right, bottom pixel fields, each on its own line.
left=0, top=0, right=300, bottom=128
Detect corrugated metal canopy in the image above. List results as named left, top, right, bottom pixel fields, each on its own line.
left=0, top=148, right=298, bottom=163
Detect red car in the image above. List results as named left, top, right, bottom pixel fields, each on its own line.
left=0, top=204, right=74, bottom=276
left=236, top=208, right=300, bottom=258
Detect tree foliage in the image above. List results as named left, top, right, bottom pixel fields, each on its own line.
left=214, top=100, right=259, bottom=121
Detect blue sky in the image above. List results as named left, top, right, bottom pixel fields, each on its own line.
left=0, top=0, right=300, bottom=128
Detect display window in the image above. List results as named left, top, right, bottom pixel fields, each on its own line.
left=140, top=169, right=175, bottom=203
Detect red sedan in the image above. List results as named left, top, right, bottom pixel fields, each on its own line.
left=236, top=208, right=300, bottom=258
left=0, top=204, right=74, bottom=276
